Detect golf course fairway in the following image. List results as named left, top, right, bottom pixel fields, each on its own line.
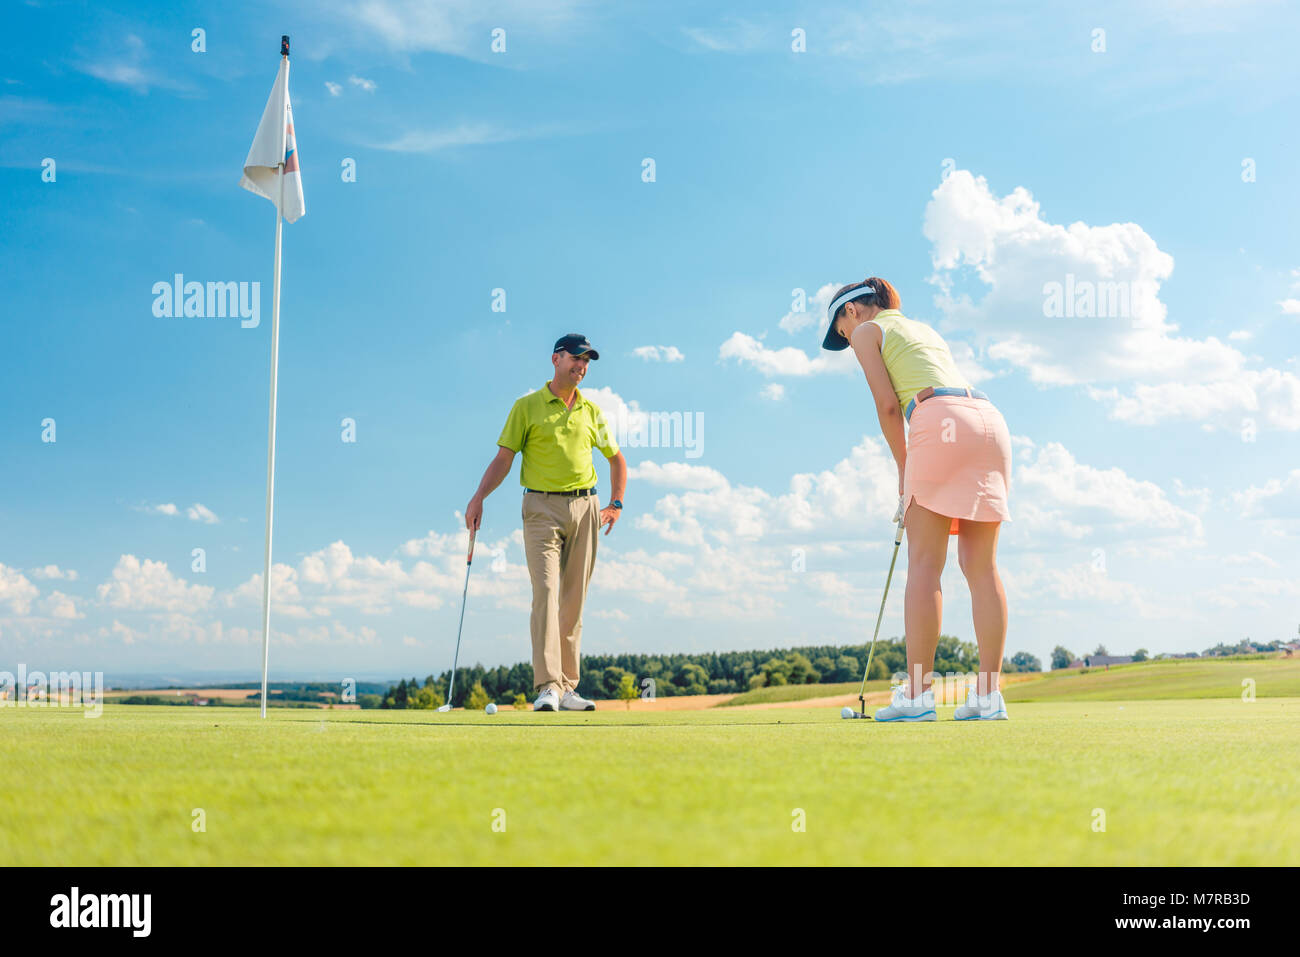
left=2, top=696, right=1295, bottom=866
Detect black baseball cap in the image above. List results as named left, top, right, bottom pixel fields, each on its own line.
left=553, top=333, right=599, bottom=360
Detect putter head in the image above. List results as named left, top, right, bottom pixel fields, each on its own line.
left=436, top=704, right=452, bottom=713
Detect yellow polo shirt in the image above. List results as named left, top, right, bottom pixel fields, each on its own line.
left=867, top=310, right=970, bottom=412
left=497, top=383, right=620, bottom=491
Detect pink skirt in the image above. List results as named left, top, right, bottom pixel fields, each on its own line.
left=903, top=394, right=1012, bottom=535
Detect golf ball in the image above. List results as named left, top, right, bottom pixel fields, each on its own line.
left=485, top=703, right=497, bottom=715
left=841, top=706, right=854, bottom=719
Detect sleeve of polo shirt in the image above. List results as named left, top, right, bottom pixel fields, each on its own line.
left=590, top=404, right=620, bottom=458
left=497, top=398, right=528, bottom=452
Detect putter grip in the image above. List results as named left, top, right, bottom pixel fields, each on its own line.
left=467, top=530, right=476, bottom=564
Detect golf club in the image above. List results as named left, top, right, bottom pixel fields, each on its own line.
left=437, top=528, right=476, bottom=713
left=846, top=496, right=906, bottom=719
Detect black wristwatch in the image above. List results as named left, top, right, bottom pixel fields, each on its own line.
left=610, top=500, right=623, bottom=510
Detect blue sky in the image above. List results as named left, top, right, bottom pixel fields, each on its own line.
left=2, top=0, right=1298, bottom=682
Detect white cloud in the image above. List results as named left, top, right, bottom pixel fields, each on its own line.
left=76, top=35, right=183, bottom=94
left=278, top=622, right=380, bottom=648
left=632, top=345, right=685, bottom=362
left=1013, top=441, right=1203, bottom=540
left=946, top=339, right=997, bottom=385
left=325, top=81, right=342, bottom=96
left=334, top=0, right=587, bottom=58
left=1000, top=562, right=1178, bottom=621
left=1227, top=329, right=1253, bottom=340
left=718, top=332, right=855, bottom=377
left=96, top=555, right=214, bottom=613
left=776, top=437, right=899, bottom=533
left=373, top=124, right=520, bottom=153
left=281, top=535, right=522, bottom=616
left=300, top=541, right=355, bottom=585
left=0, top=564, right=39, bottom=615
left=592, top=549, right=690, bottom=604
left=1231, top=469, right=1300, bottom=520
left=186, top=503, right=218, bottom=524
left=111, top=620, right=141, bottom=645
left=778, top=283, right=837, bottom=335
left=40, top=591, right=84, bottom=620
left=681, top=20, right=767, bottom=53
left=1203, top=575, right=1300, bottom=610
left=348, top=74, right=377, bottom=92
left=1215, top=551, right=1280, bottom=569
left=28, top=565, right=77, bottom=581
left=635, top=436, right=898, bottom=546
left=1085, top=370, right=1300, bottom=430
left=628, top=461, right=728, bottom=491
left=760, top=383, right=786, bottom=401
left=138, top=502, right=217, bottom=522
left=924, top=170, right=1300, bottom=430
left=1279, top=299, right=1300, bottom=314
left=1171, top=478, right=1212, bottom=515
left=227, top=563, right=311, bottom=619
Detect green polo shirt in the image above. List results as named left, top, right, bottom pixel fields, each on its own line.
left=497, top=383, right=620, bottom=491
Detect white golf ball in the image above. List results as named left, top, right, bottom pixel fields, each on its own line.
left=485, top=703, right=497, bottom=715
left=841, top=706, right=854, bottom=719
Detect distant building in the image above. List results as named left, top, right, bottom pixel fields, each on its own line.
left=1084, top=655, right=1134, bottom=668
left=1067, top=659, right=1084, bottom=669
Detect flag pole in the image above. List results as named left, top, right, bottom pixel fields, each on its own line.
left=259, top=38, right=289, bottom=719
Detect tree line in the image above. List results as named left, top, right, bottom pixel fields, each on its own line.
left=372, top=636, right=1044, bottom=710
left=1048, top=639, right=1289, bottom=670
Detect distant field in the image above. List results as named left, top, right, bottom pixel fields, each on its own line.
left=1002, top=656, right=1300, bottom=702
left=102, top=688, right=360, bottom=710
left=1, top=697, right=1296, bottom=866
left=722, top=655, right=1300, bottom=708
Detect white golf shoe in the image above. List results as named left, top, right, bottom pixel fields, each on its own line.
left=560, top=690, right=595, bottom=711
left=873, top=686, right=936, bottom=722
left=954, top=689, right=1009, bottom=721
left=533, top=688, right=559, bottom=712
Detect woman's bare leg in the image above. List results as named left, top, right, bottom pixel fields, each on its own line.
left=903, top=498, right=953, bottom=697
left=957, top=519, right=1007, bottom=695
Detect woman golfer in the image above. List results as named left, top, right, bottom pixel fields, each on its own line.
left=822, top=278, right=1012, bottom=721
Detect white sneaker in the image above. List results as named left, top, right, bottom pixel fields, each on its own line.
left=533, top=688, right=559, bottom=712
left=873, top=686, right=936, bottom=722
left=954, top=689, right=1009, bottom=721
left=560, top=690, right=595, bottom=712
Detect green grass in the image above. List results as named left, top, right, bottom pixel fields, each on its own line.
left=1003, top=656, right=1300, bottom=702
left=2, top=697, right=1296, bottom=865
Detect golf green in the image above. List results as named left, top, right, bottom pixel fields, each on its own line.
left=2, top=698, right=1295, bottom=865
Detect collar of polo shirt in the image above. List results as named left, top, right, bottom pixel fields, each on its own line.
left=545, top=382, right=584, bottom=407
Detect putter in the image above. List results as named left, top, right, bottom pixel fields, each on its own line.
left=848, top=497, right=906, bottom=719
left=437, top=528, right=476, bottom=712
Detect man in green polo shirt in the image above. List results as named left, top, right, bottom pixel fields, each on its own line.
left=465, top=334, right=628, bottom=712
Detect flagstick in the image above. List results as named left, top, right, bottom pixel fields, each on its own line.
left=259, top=161, right=285, bottom=719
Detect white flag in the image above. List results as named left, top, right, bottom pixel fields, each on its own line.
left=240, top=57, right=305, bottom=223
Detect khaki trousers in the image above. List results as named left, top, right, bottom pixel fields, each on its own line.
left=522, top=491, right=600, bottom=694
